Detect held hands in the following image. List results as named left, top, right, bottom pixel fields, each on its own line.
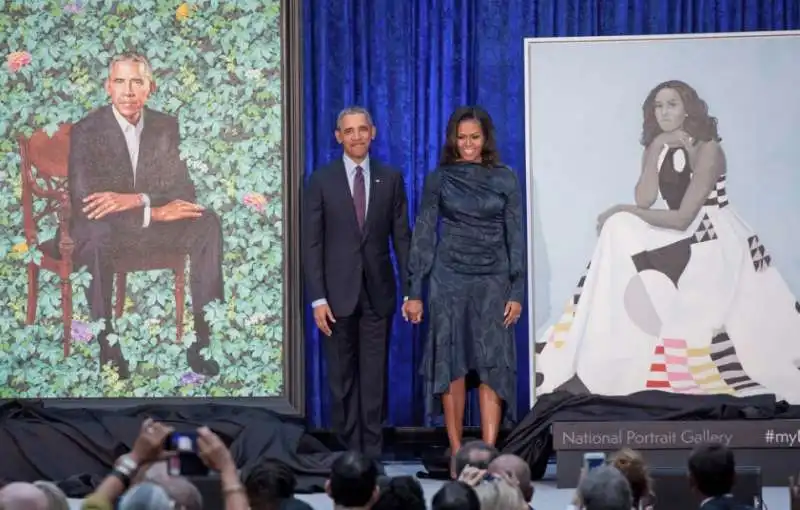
left=402, top=299, right=424, bottom=324
left=504, top=301, right=522, bottom=328
left=314, top=303, right=336, bottom=336
left=152, top=200, right=204, bottom=222
left=83, top=192, right=142, bottom=220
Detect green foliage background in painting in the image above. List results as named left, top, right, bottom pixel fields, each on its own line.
left=0, top=0, right=284, bottom=398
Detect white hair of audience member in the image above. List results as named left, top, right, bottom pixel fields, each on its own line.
left=473, top=478, right=527, bottom=510
left=577, top=465, right=633, bottom=510
left=0, top=482, right=49, bottom=510
left=118, top=481, right=174, bottom=510
left=32, top=481, right=70, bottom=510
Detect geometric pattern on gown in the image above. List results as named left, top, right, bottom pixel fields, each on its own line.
left=645, top=329, right=764, bottom=394
left=748, top=235, right=772, bottom=272
left=630, top=213, right=718, bottom=287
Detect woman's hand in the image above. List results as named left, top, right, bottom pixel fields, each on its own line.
left=503, top=301, right=522, bottom=328
left=596, top=204, right=634, bottom=235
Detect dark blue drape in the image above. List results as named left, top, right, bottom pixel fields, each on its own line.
left=302, top=0, right=799, bottom=428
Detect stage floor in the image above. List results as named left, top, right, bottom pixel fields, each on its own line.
left=65, top=461, right=791, bottom=509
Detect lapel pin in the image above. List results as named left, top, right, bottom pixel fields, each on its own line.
left=375, top=178, right=381, bottom=183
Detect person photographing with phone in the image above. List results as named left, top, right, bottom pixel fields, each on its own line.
left=81, top=418, right=249, bottom=510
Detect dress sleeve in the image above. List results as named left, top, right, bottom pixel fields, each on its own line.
left=504, top=169, right=526, bottom=303
left=407, top=170, right=441, bottom=300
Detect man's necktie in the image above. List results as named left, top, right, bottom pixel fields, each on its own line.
left=353, top=165, right=366, bottom=231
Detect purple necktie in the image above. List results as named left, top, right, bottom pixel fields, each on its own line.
left=353, top=165, right=366, bottom=231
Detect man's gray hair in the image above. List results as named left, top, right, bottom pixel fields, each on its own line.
left=336, top=106, right=373, bottom=129
left=577, top=465, right=633, bottom=510
left=108, top=51, right=154, bottom=82
left=118, top=482, right=173, bottom=510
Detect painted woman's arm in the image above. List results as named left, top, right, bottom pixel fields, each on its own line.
left=626, top=142, right=725, bottom=231
left=634, top=144, right=662, bottom=209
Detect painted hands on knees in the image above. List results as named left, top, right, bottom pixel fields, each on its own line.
left=83, top=192, right=143, bottom=219
left=503, top=301, right=522, bottom=328
left=313, top=303, right=335, bottom=336
left=403, top=299, right=423, bottom=324
left=152, top=200, right=205, bottom=222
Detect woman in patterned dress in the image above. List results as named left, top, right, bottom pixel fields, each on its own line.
left=534, top=80, right=800, bottom=404
left=404, top=106, right=525, bottom=475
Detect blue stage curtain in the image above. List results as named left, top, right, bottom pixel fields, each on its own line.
left=302, top=0, right=799, bottom=428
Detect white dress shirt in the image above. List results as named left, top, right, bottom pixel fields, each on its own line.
left=111, top=106, right=151, bottom=227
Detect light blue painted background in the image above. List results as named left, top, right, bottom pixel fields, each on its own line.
left=526, top=32, right=800, bottom=339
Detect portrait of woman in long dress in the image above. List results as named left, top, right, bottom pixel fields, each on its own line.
left=534, top=80, right=800, bottom=403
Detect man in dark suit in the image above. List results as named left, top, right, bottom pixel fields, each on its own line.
left=302, top=107, right=411, bottom=456
left=68, top=52, right=222, bottom=378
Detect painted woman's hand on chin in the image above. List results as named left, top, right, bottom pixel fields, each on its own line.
left=654, top=129, right=695, bottom=150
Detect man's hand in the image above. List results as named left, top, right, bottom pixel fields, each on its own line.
left=83, top=192, right=142, bottom=220
left=152, top=200, right=204, bottom=222
left=403, top=299, right=423, bottom=324
left=313, top=303, right=336, bottom=336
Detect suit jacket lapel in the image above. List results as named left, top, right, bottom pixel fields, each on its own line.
left=101, top=106, right=135, bottom=190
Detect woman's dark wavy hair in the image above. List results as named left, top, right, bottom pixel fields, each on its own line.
left=640, top=80, right=721, bottom=147
left=439, top=106, right=501, bottom=167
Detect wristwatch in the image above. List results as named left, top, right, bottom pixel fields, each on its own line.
left=110, top=454, right=139, bottom=488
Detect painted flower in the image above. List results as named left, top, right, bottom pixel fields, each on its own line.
left=11, top=241, right=28, bottom=254
left=6, top=51, right=32, bottom=73
left=180, top=371, right=205, bottom=385
left=64, top=1, right=84, bottom=13
left=245, top=313, right=267, bottom=326
left=243, top=192, right=267, bottom=213
left=176, top=3, right=191, bottom=21
left=71, top=320, right=94, bottom=343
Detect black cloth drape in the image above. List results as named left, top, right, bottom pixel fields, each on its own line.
left=0, top=401, right=339, bottom=497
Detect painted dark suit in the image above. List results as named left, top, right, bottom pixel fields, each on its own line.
left=68, top=105, right=223, bottom=376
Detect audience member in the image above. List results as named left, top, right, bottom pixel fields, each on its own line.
left=453, top=440, right=499, bottom=478
left=688, top=443, right=755, bottom=510
left=488, top=454, right=533, bottom=503
left=474, top=477, right=528, bottom=510
left=31, top=481, right=70, bottom=510
left=117, top=482, right=173, bottom=510
left=372, top=475, right=425, bottom=510
left=432, top=481, right=481, bottom=510
left=0, top=482, right=49, bottom=510
left=136, top=462, right=203, bottom=510
left=326, top=451, right=379, bottom=510
left=81, top=419, right=248, bottom=510
left=244, top=459, right=312, bottom=510
left=573, top=465, right=633, bottom=510
left=608, top=449, right=653, bottom=509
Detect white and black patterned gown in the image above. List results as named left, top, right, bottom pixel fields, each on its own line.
left=534, top=145, right=800, bottom=404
